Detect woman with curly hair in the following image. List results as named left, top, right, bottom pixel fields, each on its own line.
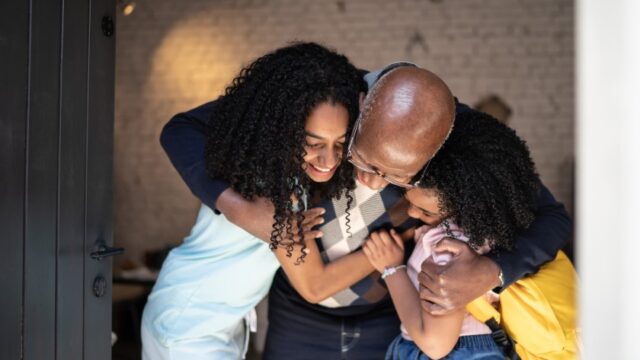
left=363, top=110, right=543, bottom=359
left=141, top=42, right=372, bottom=359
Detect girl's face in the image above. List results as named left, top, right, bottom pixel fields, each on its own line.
left=405, top=187, right=447, bottom=226
left=303, top=101, right=349, bottom=183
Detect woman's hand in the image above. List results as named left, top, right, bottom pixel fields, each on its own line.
left=362, top=229, right=405, bottom=273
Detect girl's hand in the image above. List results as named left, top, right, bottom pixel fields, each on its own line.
left=363, top=229, right=405, bottom=273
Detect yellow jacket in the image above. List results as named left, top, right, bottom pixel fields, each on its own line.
left=466, top=251, right=580, bottom=359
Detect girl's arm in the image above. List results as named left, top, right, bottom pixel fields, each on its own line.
left=364, top=230, right=464, bottom=359
left=385, top=269, right=465, bottom=359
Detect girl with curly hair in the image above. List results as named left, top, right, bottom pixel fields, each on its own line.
left=142, top=42, right=373, bottom=359
left=363, top=110, right=543, bottom=359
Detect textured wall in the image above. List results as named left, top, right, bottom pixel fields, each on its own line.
left=114, top=0, right=574, bottom=265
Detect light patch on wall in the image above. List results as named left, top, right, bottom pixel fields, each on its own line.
left=146, top=15, right=242, bottom=106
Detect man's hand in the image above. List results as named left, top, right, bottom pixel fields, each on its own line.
left=418, top=238, right=501, bottom=315
left=362, top=229, right=405, bottom=273
left=216, top=188, right=324, bottom=244
left=283, top=207, right=325, bottom=244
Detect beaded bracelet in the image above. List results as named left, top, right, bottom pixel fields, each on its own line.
left=381, top=265, right=407, bottom=280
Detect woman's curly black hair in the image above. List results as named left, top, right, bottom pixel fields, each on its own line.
left=417, top=110, right=540, bottom=251
left=204, top=42, right=365, bottom=261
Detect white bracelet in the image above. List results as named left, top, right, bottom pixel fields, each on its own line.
left=381, top=265, right=407, bottom=280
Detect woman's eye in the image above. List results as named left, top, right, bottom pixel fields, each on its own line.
left=335, top=142, right=344, bottom=148
left=305, top=142, right=322, bottom=148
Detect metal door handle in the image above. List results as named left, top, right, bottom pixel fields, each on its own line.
left=90, top=244, right=124, bottom=260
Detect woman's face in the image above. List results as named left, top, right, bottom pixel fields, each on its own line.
left=303, top=101, right=350, bottom=183
left=405, top=187, right=446, bottom=226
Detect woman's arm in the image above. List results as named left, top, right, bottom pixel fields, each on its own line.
left=275, top=217, right=417, bottom=304
left=364, top=229, right=464, bottom=359
left=274, top=236, right=374, bottom=304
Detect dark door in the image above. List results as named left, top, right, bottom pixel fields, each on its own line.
left=0, top=0, right=116, bottom=359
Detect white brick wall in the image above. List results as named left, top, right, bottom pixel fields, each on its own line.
left=115, top=0, right=574, bottom=264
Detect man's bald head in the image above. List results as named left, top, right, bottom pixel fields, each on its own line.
left=351, top=66, right=455, bottom=189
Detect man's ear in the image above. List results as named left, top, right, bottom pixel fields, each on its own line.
left=359, top=92, right=366, bottom=111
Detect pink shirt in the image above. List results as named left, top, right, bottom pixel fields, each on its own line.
left=401, top=222, right=496, bottom=340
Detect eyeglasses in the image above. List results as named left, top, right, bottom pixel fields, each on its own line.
left=346, top=113, right=431, bottom=189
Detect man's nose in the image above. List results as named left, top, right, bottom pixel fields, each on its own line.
left=357, top=170, right=388, bottom=190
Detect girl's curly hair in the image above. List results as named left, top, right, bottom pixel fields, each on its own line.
left=418, top=110, right=540, bottom=251
left=205, top=42, right=365, bottom=261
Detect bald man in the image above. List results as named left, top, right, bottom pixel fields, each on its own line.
left=159, top=62, right=570, bottom=359
left=349, top=64, right=570, bottom=316
left=350, top=65, right=455, bottom=191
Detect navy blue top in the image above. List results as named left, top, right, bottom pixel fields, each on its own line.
left=160, top=98, right=572, bottom=314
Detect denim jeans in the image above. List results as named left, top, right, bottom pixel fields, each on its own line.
left=385, top=334, right=504, bottom=360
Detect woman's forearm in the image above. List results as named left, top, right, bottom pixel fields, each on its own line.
left=275, top=243, right=374, bottom=304
left=310, top=250, right=375, bottom=300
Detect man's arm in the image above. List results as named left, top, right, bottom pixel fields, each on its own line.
left=160, top=101, right=230, bottom=211
left=160, top=101, right=320, bottom=243
left=488, top=182, right=572, bottom=288
left=418, top=180, right=572, bottom=314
